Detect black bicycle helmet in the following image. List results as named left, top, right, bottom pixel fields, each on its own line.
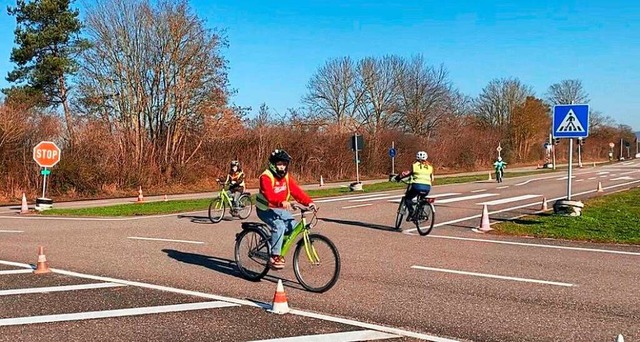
left=268, top=149, right=292, bottom=178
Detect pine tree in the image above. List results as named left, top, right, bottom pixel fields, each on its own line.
left=5, top=0, right=90, bottom=144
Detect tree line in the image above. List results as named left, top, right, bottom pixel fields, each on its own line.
left=0, top=0, right=635, bottom=202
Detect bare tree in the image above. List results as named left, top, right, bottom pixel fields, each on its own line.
left=303, top=57, right=363, bottom=132
left=546, top=79, right=589, bottom=105
left=78, top=0, right=231, bottom=179
left=394, top=56, right=458, bottom=140
left=474, top=78, right=533, bottom=131
left=355, top=56, right=403, bottom=134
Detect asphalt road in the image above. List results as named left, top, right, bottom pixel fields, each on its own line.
left=0, top=160, right=638, bottom=341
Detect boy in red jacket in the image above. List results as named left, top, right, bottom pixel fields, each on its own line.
left=255, top=149, right=316, bottom=269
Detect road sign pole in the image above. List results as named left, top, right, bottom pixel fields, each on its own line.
left=578, top=140, right=582, bottom=168
left=567, top=139, right=573, bottom=200
left=391, top=141, right=395, bottom=175
left=354, top=133, right=360, bottom=183
left=41, top=168, right=48, bottom=198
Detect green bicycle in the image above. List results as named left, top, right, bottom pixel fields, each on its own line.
left=234, top=204, right=340, bottom=293
left=208, top=181, right=252, bottom=223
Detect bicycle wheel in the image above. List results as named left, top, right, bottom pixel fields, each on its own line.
left=415, top=202, right=436, bottom=236
left=235, top=194, right=253, bottom=219
left=394, top=198, right=406, bottom=230
left=208, top=197, right=225, bottom=223
left=293, top=233, right=340, bottom=293
left=234, top=228, right=271, bottom=281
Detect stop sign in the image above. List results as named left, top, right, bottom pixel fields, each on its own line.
left=33, top=141, right=61, bottom=167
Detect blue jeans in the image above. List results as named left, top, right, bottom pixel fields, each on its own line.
left=404, top=183, right=431, bottom=216
left=256, top=208, right=297, bottom=256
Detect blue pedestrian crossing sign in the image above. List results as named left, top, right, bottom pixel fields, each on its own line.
left=553, top=104, right=589, bottom=138
left=389, top=148, right=397, bottom=158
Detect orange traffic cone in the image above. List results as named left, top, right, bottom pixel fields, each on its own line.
left=473, top=205, right=493, bottom=233
left=137, top=186, right=144, bottom=203
left=540, top=197, right=548, bottom=211
left=20, top=193, right=29, bottom=214
left=597, top=182, right=604, bottom=193
left=267, top=279, right=290, bottom=314
left=319, top=176, right=324, bottom=187
left=33, top=246, right=50, bottom=274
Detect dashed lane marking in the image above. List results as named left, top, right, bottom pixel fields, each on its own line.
left=127, top=236, right=205, bottom=244
left=411, top=266, right=575, bottom=287
left=477, top=194, right=539, bottom=206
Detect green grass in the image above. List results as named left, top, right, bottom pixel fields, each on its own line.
left=41, top=168, right=559, bottom=217
left=495, top=187, right=640, bottom=245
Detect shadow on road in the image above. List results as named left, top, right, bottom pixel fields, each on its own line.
left=162, top=249, right=304, bottom=291
left=320, top=217, right=397, bottom=232
left=177, top=214, right=238, bottom=224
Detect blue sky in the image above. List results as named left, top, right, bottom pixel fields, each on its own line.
left=1, top=0, right=638, bottom=131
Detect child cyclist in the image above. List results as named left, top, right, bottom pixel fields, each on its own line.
left=255, top=149, right=317, bottom=269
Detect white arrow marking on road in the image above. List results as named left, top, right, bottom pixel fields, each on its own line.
left=412, top=266, right=575, bottom=287
left=477, top=194, right=540, bottom=206
left=611, top=176, right=634, bottom=181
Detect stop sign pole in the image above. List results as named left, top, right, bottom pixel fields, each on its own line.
left=33, top=141, right=61, bottom=199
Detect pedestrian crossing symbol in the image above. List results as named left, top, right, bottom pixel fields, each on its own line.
left=553, top=104, right=589, bottom=138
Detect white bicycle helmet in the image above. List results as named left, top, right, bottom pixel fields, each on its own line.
left=416, top=151, right=428, bottom=161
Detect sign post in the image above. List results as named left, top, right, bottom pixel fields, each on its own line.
left=389, top=142, right=397, bottom=175
left=553, top=104, right=589, bottom=202
left=33, top=141, right=61, bottom=209
left=496, top=143, right=502, bottom=159
left=350, top=134, right=364, bottom=190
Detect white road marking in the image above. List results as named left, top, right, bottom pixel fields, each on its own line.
left=411, top=266, right=575, bottom=287
left=405, top=179, right=640, bottom=235
left=128, top=236, right=205, bottom=244
left=611, top=176, right=634, bottom=181
left=425, top=235, right=640, bottom=256
left=315, top=192, right=401, bottom=203
left=471, top=189, right=487, bottom=193
left=436, top=193, right=498, bottom=204
left=0, top=301, right=236, bottom=326
left=597, top=171, right=610, bottom=175
left=496, top=186, right=509, bottom=189
left=0, top=230, right=23, bottom=233
left=588, top=177, right=597, bottom=180
left=600, top=175, right=608, bottom=178
left=477, top=194, right=540, bottom=206
left=0, top=261, right=456, bottom=341
left=387, top=193, right=461, bottom=204
left=0, top=269, right=32, bottom=275
left=350, top=194, right=404, bottom=203
left=576, top=179, right=584, bottom=182
left=250, top=330, right=399, bottom=342
left=556, top=176, right=577, bottom=180
left=620, top=170, right=639, bottom=175
left=0, top=282, right=125, bottom=296
left=342, top=204, right=373, bottom=209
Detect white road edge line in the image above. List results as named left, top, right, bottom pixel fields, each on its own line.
left=249, top=330, right=399, bottom=342
left=411, top=266, right=575, bottom=287
left=0, top=261, right=458, bottom=341
left=471, top=189, right=487, bottom=193
left=0, top=282, right=125, bottom=296
left=0, top=301, right=236, bottom=327
left=477, top=194, right=539, bottom=206
left=127, top=236, right=205, bottom=244
left=0, top=269, right=33, bottom=275
left=342, top=204, right=373, bottom=209
left=0, top=230, right=23, bottom=233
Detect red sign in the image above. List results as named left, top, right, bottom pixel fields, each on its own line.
left=33, top=141, right=61, bottom=167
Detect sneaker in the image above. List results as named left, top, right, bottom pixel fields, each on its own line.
left=406, top=212, right=414, bottom=222
left=269, top=256, right=285, bottom=270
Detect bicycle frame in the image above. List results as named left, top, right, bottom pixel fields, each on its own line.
left=216, top=184, right=234, bottom=206
left=279, top=210, right=319, bottom=263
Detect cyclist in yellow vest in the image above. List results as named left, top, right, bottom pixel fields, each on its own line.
left=255, top=149, right=316, bottom=269
left=394, top=151, right=434, bottom=221
left=217, top=160, right=246, bottom=209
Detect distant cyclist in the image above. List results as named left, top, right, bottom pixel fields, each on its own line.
left=218, top=160, right=245, bottom=209
left=493, top=157, right=507, bottom=183
left=394, top=151, right=434, bottom=221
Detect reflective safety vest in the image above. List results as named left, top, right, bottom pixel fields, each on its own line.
left=226, top=171, right=245, bottom=187
left=411, top=162, right=433, bottom=185
left=255, top=170, right=290, bottom=211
